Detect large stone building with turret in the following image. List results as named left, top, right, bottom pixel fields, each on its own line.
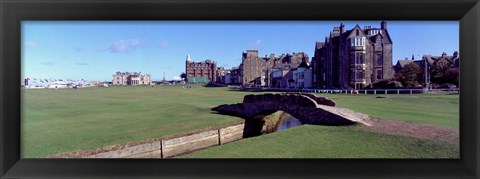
left=185, top=54, right=217, bottom=83
left=311, top=21, right=393, bottom=89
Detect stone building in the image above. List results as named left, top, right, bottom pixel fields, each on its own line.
left=240, top=50, right=309, bottom=86
left=112, top=72, right=151, bottom=85
left=229, top=67, right=242, bottom=85
left=270, top=64, right=293, bottom=88
left=240, top=50, right=265, bottom=86
left=185, top=54, right=217, bottom=83
left=311, top=21, right=393, bottom=89
left=216, top=67, right=231, bottom=83
left=88, top=80, right=101, bottom=86
left=292, top=61, right=313, bottom=88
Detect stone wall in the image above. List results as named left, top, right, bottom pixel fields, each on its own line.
left=84, top=123, right=245, bottom=158
left=88, top=141, right=161, bottom=158
left=219, top=124, right=245, bottom=144
left=162, top=130, right=219, bottom=158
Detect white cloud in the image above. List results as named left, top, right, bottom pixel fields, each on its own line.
left=248, top=40, right=263, bottom=49
left=25, top=42, right=37, bottom=48
left=254, top=40, right=262, bottom=46
left=172, top=76, right=181, bottom=80
left=107, top=39, right=142, bottom=53
left=75, top=62, right=89, bottom=66
left=41, top=61, right=54, bottom=66
left=159, top=41, right=168, bottom=48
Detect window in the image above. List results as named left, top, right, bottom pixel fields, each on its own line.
left=376, top=69, right=383, bottom=80
left=355, top=70, right=364, bottom=80
left=351, top=37, right=366, bottom=47
left=376, top=54, right=383, bottom=66
left=356, top=83, right=363, bottom=90
left=356, top=29, right=359, bottom=36
left=355, top=53, right=364, bottom=64
left=360, top=53, right=364, bottom=64
left=370, top=29, right=381, bottom=35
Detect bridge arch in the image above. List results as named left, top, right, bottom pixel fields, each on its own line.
left=212, top=93, right=371, bottom=126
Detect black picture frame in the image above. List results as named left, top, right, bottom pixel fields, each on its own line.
left=1, top=0, right=479, bottom=178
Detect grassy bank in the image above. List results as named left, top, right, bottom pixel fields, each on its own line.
left=178, top=124, right=459, bottom=158
left=319, top=93, right=459, bottom=128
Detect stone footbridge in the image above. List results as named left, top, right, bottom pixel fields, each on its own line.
left=212, top=93, right=371, bottom=126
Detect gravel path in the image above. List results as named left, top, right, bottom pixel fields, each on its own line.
left=360, top=118, right=459, bottom=145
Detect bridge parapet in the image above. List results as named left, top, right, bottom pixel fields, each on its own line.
left=213, top=93, right=371, bottom=126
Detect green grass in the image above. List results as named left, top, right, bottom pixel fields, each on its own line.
left=22, top=86, right=459, bottom=158
left=22, top=85, right=253, bottom=158
left=319, top=93, right=459, bottom=128
left=178, top=125, right=459, bottom=158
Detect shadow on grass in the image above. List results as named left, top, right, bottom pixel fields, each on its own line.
left=210, top=110, right=271, bottom=138
left=203, top=82, right=228, bottom=88
left=226, top=88, right=265, bottom=93
left=446, top=93, right=459, bottom=95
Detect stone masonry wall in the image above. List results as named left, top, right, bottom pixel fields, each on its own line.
left=83, top=123, right=245, bottom=158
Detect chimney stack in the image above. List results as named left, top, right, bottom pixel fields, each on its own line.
left=340, top=23, right=345, bottom=33
left=453, top=51, right=459, bottom=58
left=381, top=21, right=387, bottom=30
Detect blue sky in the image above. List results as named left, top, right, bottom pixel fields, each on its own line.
left=22, top=21, right=459, bottom=81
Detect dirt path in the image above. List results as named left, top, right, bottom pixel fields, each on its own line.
left=360, top=118, right=459, bottom=145
left=316, top=104, right=373, bottom=126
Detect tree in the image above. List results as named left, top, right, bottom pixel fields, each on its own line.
left=388, top=80, right=403, bottom=88
left=369, top=79, right=403, bottom=89
left=395, top=63, right=423, bottom=88
left=431, top=59, right=451, bottom=84
left=445, top=68, right=459, bottom=86
left=180, top=73, right=187, bottom=80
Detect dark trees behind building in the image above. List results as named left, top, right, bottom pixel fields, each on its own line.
left=431, top=59, right=459, bottom=85
left=395, top=63, right=423, bottom=88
